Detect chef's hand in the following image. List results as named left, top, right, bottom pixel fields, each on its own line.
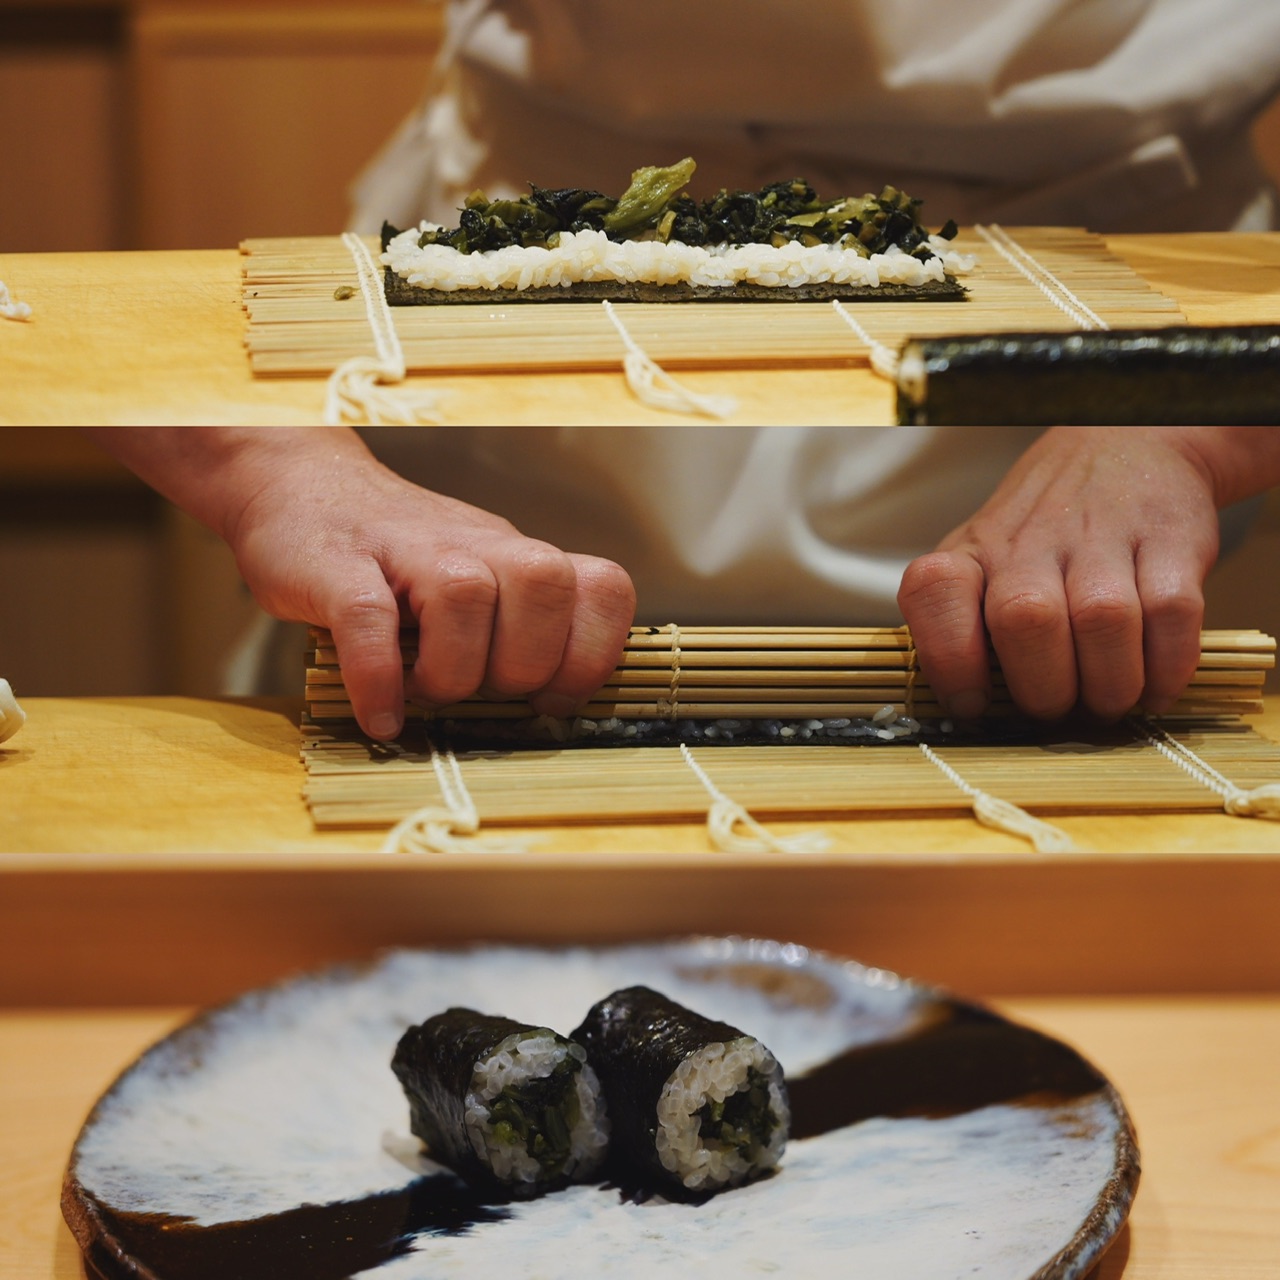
left=82, top=428, right=636, bottom=740
left=898, top=427, right=1280, bottom=722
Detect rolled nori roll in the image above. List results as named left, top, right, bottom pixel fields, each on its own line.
left=894, top=325, right=1280, bottom=425
left=391, top=1007, right=610, bottom=1198
left=572, top=986, right=789, bottom=1197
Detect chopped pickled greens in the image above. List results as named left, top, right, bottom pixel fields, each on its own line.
left=485, top=1057, right=583, bottom=1176
left=695, top=1067, right=776, bottom=1160
left=407, top=157, right=957, bottom=259
left=601, top=157, right=698, bottom=240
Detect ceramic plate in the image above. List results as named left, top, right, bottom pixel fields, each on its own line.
left=63, top=939, right=1138, bottom=1280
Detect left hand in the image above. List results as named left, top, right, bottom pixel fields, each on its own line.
left=897, top=427, right=1223, bottom=721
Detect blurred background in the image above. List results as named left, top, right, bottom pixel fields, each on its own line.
left=2, top=2, right=1279, bottom=699
left=1, top=0, right=443, bottom=254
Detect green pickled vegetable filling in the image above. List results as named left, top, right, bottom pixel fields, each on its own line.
left=414, top=158, right=956, bottom=258
left=485, top=1057, right=583, bottom=1176
left=695, top=1067, right=776, bottom=1160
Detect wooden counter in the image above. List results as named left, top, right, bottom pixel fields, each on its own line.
left=4, top=233, right=1280, bottom=425
left=3, top=695, right=1280, bottom=1006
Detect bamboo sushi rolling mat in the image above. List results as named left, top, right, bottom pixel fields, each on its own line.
left=301, top=626, right=1280, bottom=835
left=242, top=226, right=1185, bottom=376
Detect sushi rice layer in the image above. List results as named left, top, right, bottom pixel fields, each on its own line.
left=383, top=226, right=974, bottom=293
left=656, top=1037, right=789, bottom=1191
left=464, top=1031, right=609, bottom=1186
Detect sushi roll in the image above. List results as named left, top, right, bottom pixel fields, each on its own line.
left=391, top=1008, right=610, bottom=1198
left=894, top=325, right=1280, bottom=425
left=572, top=985, right=789, bottom=1197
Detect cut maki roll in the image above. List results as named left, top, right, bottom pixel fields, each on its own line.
left=392, top=1008, right=610, bottom=1198
left=573, top=986, right=789, bottom=1197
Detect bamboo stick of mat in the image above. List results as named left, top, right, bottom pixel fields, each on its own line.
left=304, top=625, right=1276, bottom=723
left=300, top=721, right=1280, bottom=827
left=242, top=227, right=1186, bottom=376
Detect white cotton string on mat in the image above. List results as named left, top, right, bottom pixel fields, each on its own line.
left=917, top=743, right=1079, bottom=853
left=973, top=224, right=1109, bottom=331
left=0, top=678, right=27, bottom=743
left=1131, top=716, right=1280, bottom=820
left=679, top=743, right=831, bottom=854
left=380, top=733, right=533, bottom=854
left=601, top=300, right=738, bottom=419
left=657, top=622, right=682, bottom=719
left=830, top=301, right=901, bottom=381
left=1, top=281, right=32, bottom=322
left=324, top=232, right=447, bottom=426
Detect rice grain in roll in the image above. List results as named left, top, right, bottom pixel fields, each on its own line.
left=573, top=985, right=789, bottom=1197
left=392, top=1008, right=610, bottom=1198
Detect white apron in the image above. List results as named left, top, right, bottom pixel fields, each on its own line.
left=352, top=0, right=1280, bottom=233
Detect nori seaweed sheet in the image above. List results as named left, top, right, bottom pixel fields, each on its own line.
left=383, top=272, right=967, bottom=305
left=896, top=325, right=1280, bottom=425
left=392, top=1008, right=567, bottom=1198
left=415, top=714, right=1036, bottom=751
left=572, top=985, right=784, bottom=1199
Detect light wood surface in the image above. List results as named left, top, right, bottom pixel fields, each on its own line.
left=3, top=997, right=1278, bottom=1280
left=3, top=696, right=1280, bottom=1005
left=4, top=233, right=1280, bottom=424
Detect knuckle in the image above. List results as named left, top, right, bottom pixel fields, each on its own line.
left=328, top=597, right=398, bottom=666
left=984, top=590, right=1061, bottom=643
left=507, top=542, right=578, bottom=603
left=330, top=589, right=394, bottom=630
left=588, top=559, right=638, bottom=611
left=432, top=558, right=499, bottom=613
left=1068, top=592, right=1140, bottom=644
left=898, top=552, right=967, bottom=605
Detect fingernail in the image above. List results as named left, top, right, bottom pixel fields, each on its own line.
left=531, top=694, right=579, bottom=719
left=949, top=690, right=988, bottom=719
left=369, top=711, right=403, bottom=740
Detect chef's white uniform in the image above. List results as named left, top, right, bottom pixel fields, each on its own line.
left=352, top=0, right=1280, bottom=233
left=358, top=426, right=1042, bottom=625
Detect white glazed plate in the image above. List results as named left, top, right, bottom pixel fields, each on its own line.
left=63, top=939, right=1138, bottom=1280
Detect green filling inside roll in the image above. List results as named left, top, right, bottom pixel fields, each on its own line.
left=695, top=1066, right=775, bottom=1160
left=486, top=1056, right=584, bottom=1177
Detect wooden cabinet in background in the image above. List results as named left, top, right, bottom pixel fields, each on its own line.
left=131, top=3, right=443, bottom=249
left=0, top=8, right=129, bottom=252
left=0, top=1, right=442, bottom=252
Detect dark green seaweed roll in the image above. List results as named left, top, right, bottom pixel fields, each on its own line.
left=391, top=1008, right=610, bottom=1197
left=573, top=986, right=789, bottom=1196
